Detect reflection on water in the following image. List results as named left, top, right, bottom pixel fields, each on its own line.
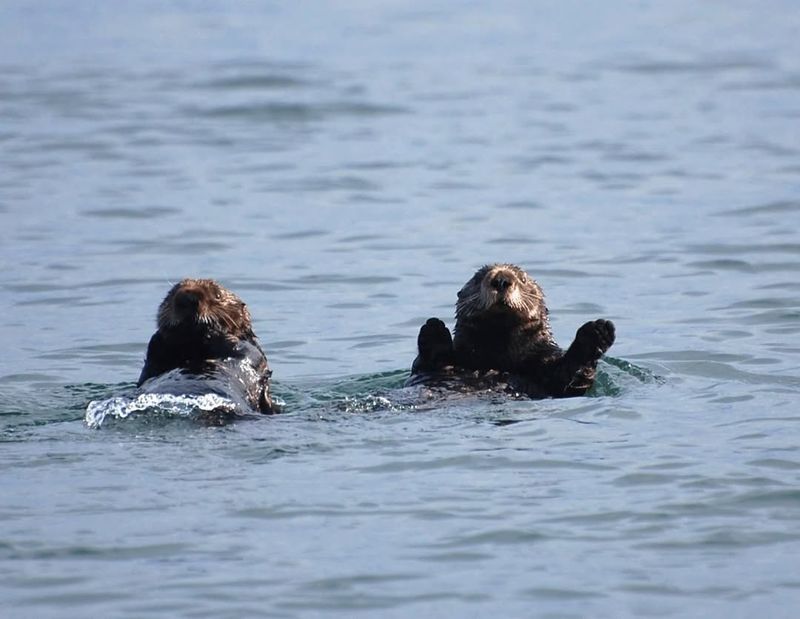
left=2, top=0, right=800, bottom=617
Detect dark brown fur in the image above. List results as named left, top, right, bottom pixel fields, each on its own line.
left=138, top=279, right=274, bottom=413
left=410, top=264, right=615, bottom=398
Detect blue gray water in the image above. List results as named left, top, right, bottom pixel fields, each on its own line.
left=2, top=1, right=800, bottom=617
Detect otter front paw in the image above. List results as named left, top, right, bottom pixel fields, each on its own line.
left=575, top=319, right=615, bottom=359
left=418, top=317, right=453, bottom=358
left=411, top=317, right=455, bottom=374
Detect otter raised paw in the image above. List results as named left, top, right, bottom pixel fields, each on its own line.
left=573, top=319, right=616, bottom=360
left=411, top=317, right=455, bottom=374
left=529, top=318, right=616, bottom=398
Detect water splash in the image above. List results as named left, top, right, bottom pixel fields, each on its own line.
left=85, top=392, right=236, bottom=429
left=339, top=394, right=407, bottom=414
left=592, top=356, right=664, bottom=397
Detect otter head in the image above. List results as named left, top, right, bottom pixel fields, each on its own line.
left=456, top=264, right=546, bottom=324
left=157, top=278, right=254, bottom=339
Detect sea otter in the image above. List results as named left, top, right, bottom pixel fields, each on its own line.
left=409, top=264, right=615, bottom=398
left=137, top=278, right=275, bottom=413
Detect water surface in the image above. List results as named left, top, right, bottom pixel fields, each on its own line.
left=2, top=1, right=800, bottom=617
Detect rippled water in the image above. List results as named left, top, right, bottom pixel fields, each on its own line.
left=2, top=1, right=800, bottom=617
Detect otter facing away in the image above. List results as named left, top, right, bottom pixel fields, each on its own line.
left=409, top=264, right=615, bottom=398
left=138, top=278, right=275, bottom=413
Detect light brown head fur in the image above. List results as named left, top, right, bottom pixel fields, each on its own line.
left=456, top=263, right=547, bottom=324
left=157, top=278, right=254, bottom=339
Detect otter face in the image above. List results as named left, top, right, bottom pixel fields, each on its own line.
left=157, top=278, right=253, bottom=337
left=456, top=264, right=545, bottom=323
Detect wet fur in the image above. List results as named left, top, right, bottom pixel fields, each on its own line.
left=410, top=264, right=615, bottom=398
left=138, top=279, right=274, bottom=413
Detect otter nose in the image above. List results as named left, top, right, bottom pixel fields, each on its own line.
left=174, top=290, right=200, bottom=313
left=491, top=276, right=511, bottom=292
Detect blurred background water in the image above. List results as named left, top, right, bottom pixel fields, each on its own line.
left=1, top=1, right=800, bottom=617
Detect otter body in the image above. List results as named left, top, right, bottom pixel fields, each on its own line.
left=138, top=279, right=274, bottom=413
left=409, top=264, right=615, bottom=398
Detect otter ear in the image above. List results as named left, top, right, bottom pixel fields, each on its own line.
left=457, top=280, right=476, bottom=299
left=458, top=267, right=487, bottom=298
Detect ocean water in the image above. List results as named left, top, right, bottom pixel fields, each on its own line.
left=2, top=1, right=800, bottom=617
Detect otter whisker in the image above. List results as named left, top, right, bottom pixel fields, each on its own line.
left=219, top=313, right=237, bottom=333
left=456, top=290, right=485, bottom=319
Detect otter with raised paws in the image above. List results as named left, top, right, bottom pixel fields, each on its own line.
left=138, top=278, right=275, bottom=413
left=409, top=264, right=615, bottom=398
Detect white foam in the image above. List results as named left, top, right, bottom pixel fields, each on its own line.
left=85, top=392, right=234, bottom=428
